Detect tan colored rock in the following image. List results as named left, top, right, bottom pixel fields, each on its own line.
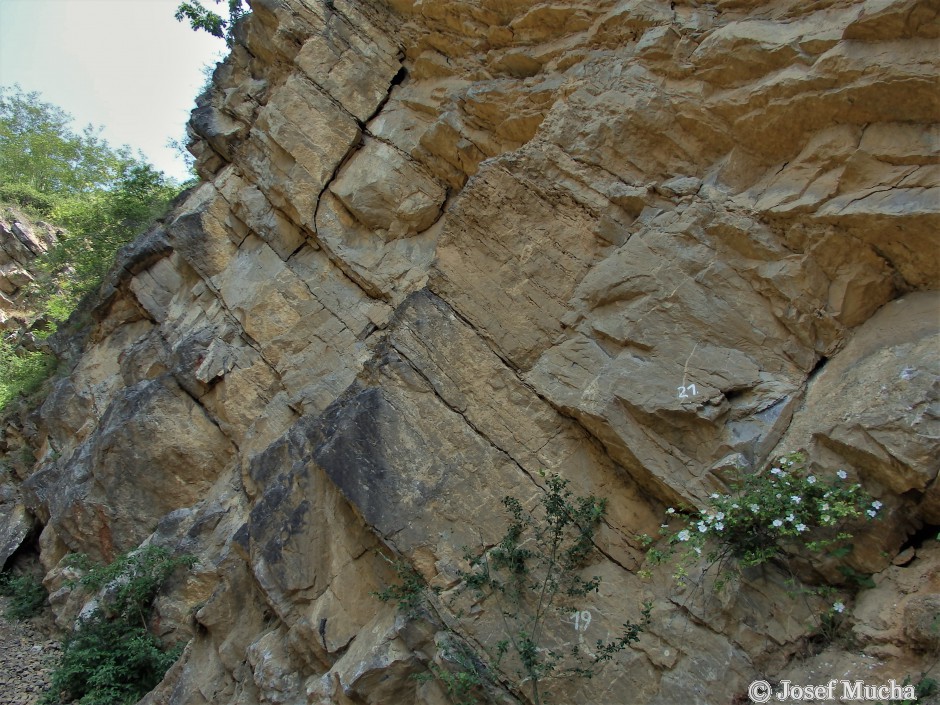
left=2, top=0, right=937, bottom=703
left=330, top=138, right=445, bottom=239
left=780, top=292, right=940, bottom=533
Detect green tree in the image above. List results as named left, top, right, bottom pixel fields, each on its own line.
left=47, top=161, right=179, bottom=296
left=175, top=0, right=248, bottom=45
left=0, top=88, right=181, bottom=411
left=0, top=86, right=126, bottom=202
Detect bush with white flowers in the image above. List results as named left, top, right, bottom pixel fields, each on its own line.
left=641, top=452, right=881, bottom=586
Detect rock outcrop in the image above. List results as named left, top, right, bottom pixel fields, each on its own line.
left=0, top=208, right=58, bottom=330
left=2, top=0, right=938, bottom=703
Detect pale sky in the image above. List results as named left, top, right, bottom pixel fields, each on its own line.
left=0, top=0, right=229, bottom=183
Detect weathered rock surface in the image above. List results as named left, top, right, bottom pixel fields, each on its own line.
left=1, top=0, right=938, bottom=703
left=0, top=208, right=58, bottom=330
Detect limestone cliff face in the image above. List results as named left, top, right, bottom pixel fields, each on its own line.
left=2, top=0, right=938, bottom=703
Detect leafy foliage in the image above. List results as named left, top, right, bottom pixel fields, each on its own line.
left=414, top=639, right=488, bottom=705
left=0, top=336, right=56, bottom=411
left=642, top=452, right=880, bottom=590
left=0, top=571, right=47, bottom=620
left=44, top=618, right=183, bottom=705
left=0, top=86, right=181, bottom=348
left=874, top=675, right=938, bottom=705
left=65, top=546, right=195, bottom=626
left=373, top=557, right=430, bottom=619
left=459, top=473, right=647, bottom=705
left=0, top=182, right=56, bottom=217
left=373, top=475, right=647, bottom=704
left=0, top=86, right=124, bottom=200
left=42, top=546, right=194, bottom=705
left=43, top=161, right=179, bottom=312
left=175, top=0, right=249, bottom=45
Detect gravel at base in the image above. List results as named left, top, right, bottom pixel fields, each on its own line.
left=0, top=598, right=60, bottom=705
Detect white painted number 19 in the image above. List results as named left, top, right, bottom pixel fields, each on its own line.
left=677, top=383, right=697, bottom=399
left=572, top=610, right=592, bottom=632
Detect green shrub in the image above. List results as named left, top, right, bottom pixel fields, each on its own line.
left=375, top=474, right=648, bottom=705
left=0, top=571, right=47, bottom=620
left=0, top=336, right=56, bottom=413
left=373, top=557, right=430, bottom=619
left=0, top=182, right=57, bottom=216
left=42, top=545, right=194, bottom=705
left=414, top=639, right=487, bottom=705
left=459, top=474, right=648, bottom=704
left=45, top=617, right=183, bottom=705
left=641, top=451, right=880, bottom=591
left=41, top=162, right=180, bottom=324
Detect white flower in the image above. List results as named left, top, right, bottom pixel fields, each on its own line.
left=693, top=546, right=702, bottom=555
left=786, top=513, right=795, bottom=522
left=771, top=467, right=782, bottom=476
left=833, top=602, right=845, bottom=613
left=710, top=493, right=719, bottom=499
left=697, top=522, right=708, bottom=533
left=837, top=470, right=848, bottom=479
left=666, top=507, right=676, bottom=514
left=677, top=530, right=691, bottom=542
left=750, top=504, right=760, bottom=513
left=867, top=509, right=877, bottom=518
left=714, top=522, right=724, bottom=531
left=731, top=503, right=739, bottom=509
left=661, top=523, right=669, bottom=529
left=796, top=523, right=807, bottom=532
left=820, top=502, right=830, bottom=511
left=772, top=519, right=783, bottom=528
left=716, top=512, right=725, bottom=520
left=872, top=501, right=883, bottom=510
left=807, top=476, right=816, bottom=484
left=790, top=495, right=801, bottom=504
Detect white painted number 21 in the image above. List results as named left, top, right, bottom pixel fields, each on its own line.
left=572, top=610, right=592, bottom=632
left=677, top=383, right=697, bottom=399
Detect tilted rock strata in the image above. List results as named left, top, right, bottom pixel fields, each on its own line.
left=0, top=208, right=58, bottom=329
left=2, top=0, right=938, bottom=703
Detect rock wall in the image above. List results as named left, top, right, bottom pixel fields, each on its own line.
left=0, top=207, right=58, bottom=330
left=2, top=0, right=939, bottom=703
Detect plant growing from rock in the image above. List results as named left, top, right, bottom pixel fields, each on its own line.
left=641, top=451, right=881, bottom=592
left=458, top=472, right=648, bottom=705
left=175, top=0, right=248, bottom=45
left=41, top=545, right=195, bottom=705
left=373, top=556, right=431, bottom=619
left=374, top=474, right=648, bottom=704
left=413, top=637, right=489, bottom=705
left=0, top=335, right=57, bottom=413
left=375, top=556, right=492, bottom=703
left=0, top=570, right=47, bottom=620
